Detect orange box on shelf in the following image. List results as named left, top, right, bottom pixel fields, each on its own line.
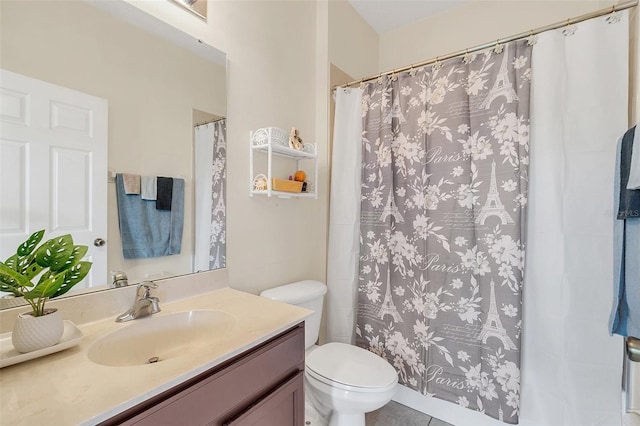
left=272, top=178, right=303, bottom=193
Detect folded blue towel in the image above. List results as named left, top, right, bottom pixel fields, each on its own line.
left=610, top=137, right=640, bottom=339
left=115, top=174, right=184, bottom=259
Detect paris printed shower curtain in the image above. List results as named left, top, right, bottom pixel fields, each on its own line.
left=356, top=40, right=531, bottom=423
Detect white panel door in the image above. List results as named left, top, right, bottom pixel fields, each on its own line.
left=0, top=69, right=108, bottom=291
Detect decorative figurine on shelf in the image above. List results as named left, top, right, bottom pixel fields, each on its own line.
left=253, top=174, right=268, bottom=191
left=289, top=127, right=304, bottom=151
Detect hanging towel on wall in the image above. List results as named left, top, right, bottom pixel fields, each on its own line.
left=169, top=178, right=184, bottom=255
left=628, top=127, right=640, bottom=189
left=122, top=173, right=141, bottom=195
left=618, top=126, right=640, bottom=218
left=610, top=135, right=640, bottom=339
left=156, top=177, right=173, bottom=210
left=115, top=174, right=184, bottom=259
left=141, top=176, right=157, bottom=200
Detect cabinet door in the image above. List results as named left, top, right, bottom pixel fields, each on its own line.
left=225, top=371, right=304, bottom=426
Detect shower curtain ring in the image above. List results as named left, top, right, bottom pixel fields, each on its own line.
left=433, top=56, right=443, bottom=70
left=359, top=79, right=365, bottom=89
left=377, top=73, right=383, bottom=85
left=462, top=49, right=472, bottom=64
left=562, top=18, right=577, bottom=36
left=493, top=39, right=504, bottom=54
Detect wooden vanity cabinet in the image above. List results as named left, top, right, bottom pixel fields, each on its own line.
left=101, top=323, right=305, bottom=426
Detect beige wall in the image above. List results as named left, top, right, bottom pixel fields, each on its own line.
left=0, top=1, right=226, bottom=285
left=328, top=0, right=379, bottom=80
left=213, top=1, right=327, bottom=294
left=379, top=0, right=617, bottom=71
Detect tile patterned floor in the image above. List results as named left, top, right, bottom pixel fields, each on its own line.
left=365, top=401, right=453, bottom=426
left=304, top=400, right=453, bottom=426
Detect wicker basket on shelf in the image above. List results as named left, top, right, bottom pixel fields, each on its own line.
left=272, top=178, right=303, bottom=193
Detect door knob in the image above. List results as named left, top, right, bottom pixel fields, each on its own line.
left=94, top=238, right=106, bottom=247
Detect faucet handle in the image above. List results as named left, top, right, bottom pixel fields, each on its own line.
left=138, top=280, right=157, bottom=289
left=136, top=280, right=157, bottom=297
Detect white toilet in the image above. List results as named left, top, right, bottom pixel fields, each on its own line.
left=260, top=280, right=398, bottom=426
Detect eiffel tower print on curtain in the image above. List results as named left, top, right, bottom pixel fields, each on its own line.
left=480, top=43, right=518, bottom=110
left=383, top=97, right=407, bottom=124
left=378, top=269, right=403, bottom=322
left=475, top=161, right=514, bottom=225
left=477, top=280, right=517, bottom=350
left=380, top=191, right=404, bottom=223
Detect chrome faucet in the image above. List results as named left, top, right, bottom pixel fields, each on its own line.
left=115, top=281, right=161, bottom=322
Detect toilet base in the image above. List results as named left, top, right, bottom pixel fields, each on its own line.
left=305, top=400, right=328, bottom=426
left=329, top=412, right=365, bottom=426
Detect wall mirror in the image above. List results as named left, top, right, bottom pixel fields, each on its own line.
left=0, top=0, right=227, bottom=309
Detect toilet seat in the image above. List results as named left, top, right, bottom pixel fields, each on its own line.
left=305, top=342, right=397, bottom=393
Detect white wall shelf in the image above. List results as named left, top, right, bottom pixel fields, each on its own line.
left=249, top=128, right=318, bottom=199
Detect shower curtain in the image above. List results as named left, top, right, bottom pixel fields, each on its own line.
left=355, top=40, right=532, bottom=423
left=329, top=9, right=629, bottom=426
left=327, top=88, right=363, bottom=344
left=522, top=12, right=628, bottom=425
left=194, top=120, right=226, bottom=271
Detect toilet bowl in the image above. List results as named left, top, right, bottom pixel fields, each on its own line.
left=260, top=281, right=398, bottom=426
left=305, top=342, right=397, bottom=426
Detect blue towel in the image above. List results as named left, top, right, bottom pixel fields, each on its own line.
left=618, top=126, right=640, bottom=219
left=609, top=137, right=640, bottom=339
left=115, top=174, right=185, bottom=259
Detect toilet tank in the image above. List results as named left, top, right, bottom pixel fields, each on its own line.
left=260, top=280, right=327, bottom=349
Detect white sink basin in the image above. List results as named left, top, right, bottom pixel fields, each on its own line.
left=87, top=310, right=235, bottom=367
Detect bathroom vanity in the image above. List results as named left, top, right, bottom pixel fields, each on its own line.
left=0, top=288, right=310, bottom=425
left=102, top=324, right=305, bottom=425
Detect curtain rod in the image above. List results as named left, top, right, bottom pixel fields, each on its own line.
left=335, top=0, right=637, bottom=90
left=194, top=117, right=224, bottom=127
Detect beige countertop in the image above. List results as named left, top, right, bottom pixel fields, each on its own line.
left=0, top=287, right=310, bottom=426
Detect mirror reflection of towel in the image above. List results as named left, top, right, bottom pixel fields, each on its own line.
left=141, top=176, right=157, bottom=200
left=122, top=173, right=140, bottom=194
left=115, top=174, right=184, bottom=259
left=156, top=177, right=173, bottom=211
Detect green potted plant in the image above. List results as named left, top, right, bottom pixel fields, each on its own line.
left=0, top=230, right=92, bottom=353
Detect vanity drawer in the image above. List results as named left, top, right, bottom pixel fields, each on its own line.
left=107, top=323, right=304, bottom=426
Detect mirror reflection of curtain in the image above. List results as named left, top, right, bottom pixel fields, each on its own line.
left=194, top=120, right=226, bottom=271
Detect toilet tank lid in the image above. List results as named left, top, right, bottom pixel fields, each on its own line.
left=260, top=280, right=327, bottom=304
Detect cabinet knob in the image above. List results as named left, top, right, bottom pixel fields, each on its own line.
left=94, top=238, right=106, bottom=247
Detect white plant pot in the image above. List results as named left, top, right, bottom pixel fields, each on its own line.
left=12, top=308, right=64, bottom=353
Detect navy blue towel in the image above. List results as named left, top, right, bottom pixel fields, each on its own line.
left=618, top=126, right=640, bottom=219
left=156, top=177, right=173, bottom=211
